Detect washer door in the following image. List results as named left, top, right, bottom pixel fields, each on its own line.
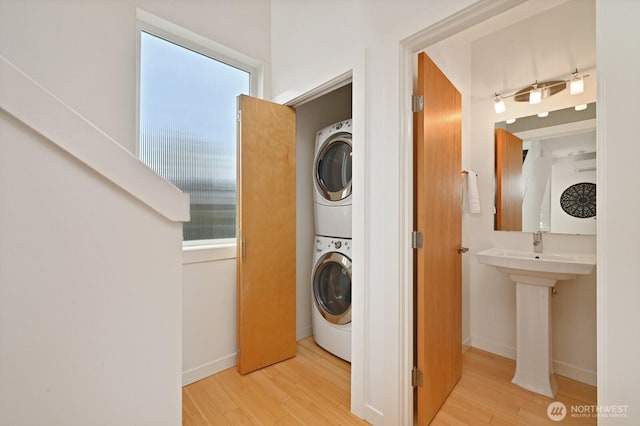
left=313, top=252, right=352, bottom=325
left=315, top=134, right=352, bottom=202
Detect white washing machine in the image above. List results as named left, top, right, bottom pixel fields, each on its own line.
left=311, top=235, right=352, bottom=362
left=314, top=119, right=352, bottom=238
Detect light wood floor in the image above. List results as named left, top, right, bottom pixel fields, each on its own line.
left=432, top=348, right=597, bottom=425
left=183, top=337, right=368, bottom=425
left=183, top=338, right=597, bottom=425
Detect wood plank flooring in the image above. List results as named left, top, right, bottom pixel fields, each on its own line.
left=183, top=337, right=368, bottom=425
left=183, top=339, right=597, bottom=425
left=432, top=348, right=597, bottom=425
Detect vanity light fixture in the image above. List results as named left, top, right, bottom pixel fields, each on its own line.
left=575, top=104, right=588, bottom=111
left=491, top=69, right=590, bottom=114
left=494, top=93, right=506, bottom=114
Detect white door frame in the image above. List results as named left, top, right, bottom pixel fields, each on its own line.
left=396, top=0, right=527, bottom=423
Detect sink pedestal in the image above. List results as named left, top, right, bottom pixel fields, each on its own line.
left=476, top=248, right=596, bottom=398
left=510, top=273, right=558, bottom=398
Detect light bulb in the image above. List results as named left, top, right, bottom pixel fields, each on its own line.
left=575, top=104, right=588, bottom=111
left=570, top=76, right=584, bottom=95
left=493, top=94, right=506, bottom=114
left=506, top=118, right=516, bottom=124
left=529, top=87, right=542, bottom=104
left=537, top=111, right=549, bottom=118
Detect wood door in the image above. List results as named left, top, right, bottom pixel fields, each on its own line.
left=495, top=128, right=523, bottom=231
left=414, top=52, right=462, bottom=425
left=236, top=94, right=297, bottom=375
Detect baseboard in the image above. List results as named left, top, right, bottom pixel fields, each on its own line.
left=553, top=360, right=597, bottom=386
left=364, top=404, right=384, bottom=424
left=470, top=336, right=516, bottom=360
left=462, top=336, right=472, bottom=353
left=297, top=325, right=312, bottom=341
left=470, top=336, right=597, bottom=386
left=182, top=353, right=236, bottom=386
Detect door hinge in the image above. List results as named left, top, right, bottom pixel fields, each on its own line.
left=412, top=231, right=423, bottom=249
left=412, top=94, right=424, bottom=112
left=411, top=367, right=423, bottom=387
left=237, top=110, right=241, bottom=122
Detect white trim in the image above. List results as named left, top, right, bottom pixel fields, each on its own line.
left=0, top=55, right=189, bottom=223
left=594, top=0, right=607, bottom=413
left=397, top=0, right=528, bottom=423
left=364, top=404, right=384, bottom=424
left=281, top=71, right=353, bottom=107
left=182, top=242, right=236, bottom=265
left=350, top=54, right=367, bottom=421
left=136, top=9, right=262, bottom=91
left=462, top=336, right=472, bottom=353
left=553, top=360, right=597, bottom=387
left=471, top=336, right=517, bottom=360
left=182, top=353, right=236, bottom=386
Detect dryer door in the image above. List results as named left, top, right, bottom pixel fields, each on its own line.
left=313, top=252, right=352, bottom=325
left=315, top=134, right=352, bottom=202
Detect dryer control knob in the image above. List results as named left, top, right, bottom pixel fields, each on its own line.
left=334, top=241, right=342, bottom=249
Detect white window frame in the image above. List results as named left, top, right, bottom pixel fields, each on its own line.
left=135, top=9, right=263, bottom=252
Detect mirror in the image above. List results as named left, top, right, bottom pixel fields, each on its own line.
left=494, top=103, right=596, bottom=235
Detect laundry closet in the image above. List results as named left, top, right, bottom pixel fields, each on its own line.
left=293, top=83, right=353, bottom=358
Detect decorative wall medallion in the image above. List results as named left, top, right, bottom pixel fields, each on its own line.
left=560, top=182, right=596, bottom=218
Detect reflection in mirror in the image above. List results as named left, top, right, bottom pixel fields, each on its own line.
left=494, top=103, right=596, bottom=235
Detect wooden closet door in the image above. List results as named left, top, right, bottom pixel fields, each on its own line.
left=236, top=95, right=296, bottom=375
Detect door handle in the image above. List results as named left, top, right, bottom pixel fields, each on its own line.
left=242, top=237, right=247, bottom=260
left=457, top=245, right=469, bottom=254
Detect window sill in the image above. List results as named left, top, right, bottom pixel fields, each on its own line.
left=182, top=240, right=237, bottom=264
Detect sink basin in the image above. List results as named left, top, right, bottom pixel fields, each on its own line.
left=476, top=247, right=596, bottom=397
left=477, top=247, right=596, bottom=283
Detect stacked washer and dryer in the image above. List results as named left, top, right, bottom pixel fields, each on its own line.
left=311, top=119, right=353, bottom=362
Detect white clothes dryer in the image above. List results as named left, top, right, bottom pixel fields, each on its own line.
left=311, top=235, right=352, bottom=362
left=314, top=119, right=352, bottom=238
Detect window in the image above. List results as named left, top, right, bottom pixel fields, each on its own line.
left=138, top=30, right=251, bottom=243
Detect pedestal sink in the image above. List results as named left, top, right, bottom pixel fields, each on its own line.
left=476, top=247, right=596, bottom=397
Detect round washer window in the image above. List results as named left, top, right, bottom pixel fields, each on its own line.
left=317, top=137, right=352, bottom=201
left=313, top=253, right=352, bottom=324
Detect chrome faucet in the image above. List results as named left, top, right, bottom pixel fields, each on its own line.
left=533, top=231, right=543, bottom=253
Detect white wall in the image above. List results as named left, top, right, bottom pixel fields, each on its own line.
left=597, top=0, right=640, bottom=422
left=0, top=111, right=184, bottom=425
